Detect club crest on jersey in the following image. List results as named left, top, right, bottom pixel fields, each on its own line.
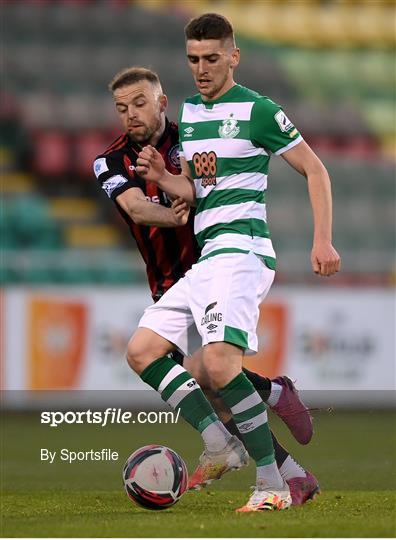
left=168, top=144, right=180, bottom=168
left=218, top=114, right=240, bottom=139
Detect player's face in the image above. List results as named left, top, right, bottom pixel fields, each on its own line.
left=186, top=39, right=240, bottom=101
left=113, top=80, right=167, bottom=145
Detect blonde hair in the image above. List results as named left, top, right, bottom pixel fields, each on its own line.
left=109, top=66, right=161, bottom=93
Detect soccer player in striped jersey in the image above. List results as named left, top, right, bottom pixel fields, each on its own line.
left=132, top=14, right=340, bottom=511
left=96, top=64, right=325, bottom=510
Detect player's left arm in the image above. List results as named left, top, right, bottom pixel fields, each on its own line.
left=281, top=141, right=341, bottom=277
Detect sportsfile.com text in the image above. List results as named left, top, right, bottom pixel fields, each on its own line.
left=40, top=408, right=181, bottom=427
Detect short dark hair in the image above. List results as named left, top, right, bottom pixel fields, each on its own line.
left=184, top=13, right=234, bottom=43
left=109, top=67, right=161, bottom=93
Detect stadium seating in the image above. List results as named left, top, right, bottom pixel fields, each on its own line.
left=141, top=0, right=395, bottom=48
left=1, top=0, right=394, bottom=284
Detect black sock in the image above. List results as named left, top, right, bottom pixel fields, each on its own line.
left=242, top=367, right=271, bottom=402
left=224, top=418, right=241, bottom=439
left=271, top=432, right=289, bottom=468
left=224, top=419, right=290, bottom=468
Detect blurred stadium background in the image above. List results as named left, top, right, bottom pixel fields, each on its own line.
left=1, top=0, right=395, bottom=405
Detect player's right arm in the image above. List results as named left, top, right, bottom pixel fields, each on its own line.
left=93, top=153, right=189, bottom=227
left=116, top=188, right=189, bottom=227
left=136, top=145, right=196, bottom=205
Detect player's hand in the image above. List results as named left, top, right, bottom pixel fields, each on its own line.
left=311, top=242, right=341, bottom=277
left=172, top=197, right=190, bottom=226
left=136, top=145, right=166, bottom=184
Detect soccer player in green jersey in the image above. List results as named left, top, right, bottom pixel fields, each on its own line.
left=130, top=13, right=341, bottom=512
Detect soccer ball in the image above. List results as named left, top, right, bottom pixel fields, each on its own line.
left=123, top=444, right=188, bottom=510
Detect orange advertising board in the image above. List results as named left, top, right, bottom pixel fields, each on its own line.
left=28, top=296, right=87, bottom=389
left=243, top=302, right=287, bottom=378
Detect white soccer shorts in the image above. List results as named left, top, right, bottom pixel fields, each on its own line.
left=138, top=251, right=275, bottom=356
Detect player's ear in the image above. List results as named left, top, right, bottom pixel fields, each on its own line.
left=231, top=48, right=240, bottom=69
left=159, top=94, right=168, bottom=113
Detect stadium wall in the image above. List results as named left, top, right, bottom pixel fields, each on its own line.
left=2, top=286, right=395, bottom=408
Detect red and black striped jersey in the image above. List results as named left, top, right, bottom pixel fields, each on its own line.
left=93, top=120, right=200, bottom=301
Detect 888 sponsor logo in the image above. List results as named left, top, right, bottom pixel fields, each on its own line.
left=192, top=151, right=218, bottom=188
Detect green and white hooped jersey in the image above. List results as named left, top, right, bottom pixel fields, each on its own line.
left=178, top=84, right=303, bottom=268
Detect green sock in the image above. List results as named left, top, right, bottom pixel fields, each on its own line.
left=141, top=356, right=220, bottom=435
left=219, top=372, right=275, bottom=466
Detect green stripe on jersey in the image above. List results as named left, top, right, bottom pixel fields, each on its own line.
left=196, top=188, right=265, bottom=215
left=188, top=155, right=269, bottom=178
left=180, top=120, right=250, bottom=141
left=195, top=218, right=270, bottom=248
left=197, top=248, right=276, bottom=270
left=198, top=248, right=249, bottom=261
left=262, top=255, right=276, bottom=270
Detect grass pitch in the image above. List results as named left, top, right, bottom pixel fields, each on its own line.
left=1, top=408, right=395, bottom=537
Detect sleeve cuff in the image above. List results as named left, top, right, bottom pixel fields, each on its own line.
left=274, top=135, right=303, bottom=156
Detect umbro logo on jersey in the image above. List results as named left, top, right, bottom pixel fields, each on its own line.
left=184, top=126, right=194, bottom=137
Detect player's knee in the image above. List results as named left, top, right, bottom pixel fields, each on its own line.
left=202, top=352, right=228, bottom=388
left=126, top=330, right=173, bottom=375
left=183, top=355, right=209, bottom=389
left=126, top=337, right=146, bottom=374
left=203, top=343, right=242, bottom=389
left=204, top=365, right=227, bottom=388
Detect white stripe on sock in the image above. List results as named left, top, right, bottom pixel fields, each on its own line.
left=279, top=455, right=306, bottom=481
left=166, top=378, right=197, bottom=408
left=158, top=364, right=186, bottom=394
left=267, top=382, right=283, bottom=407
left=231, top=391, right=263, bottom=414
